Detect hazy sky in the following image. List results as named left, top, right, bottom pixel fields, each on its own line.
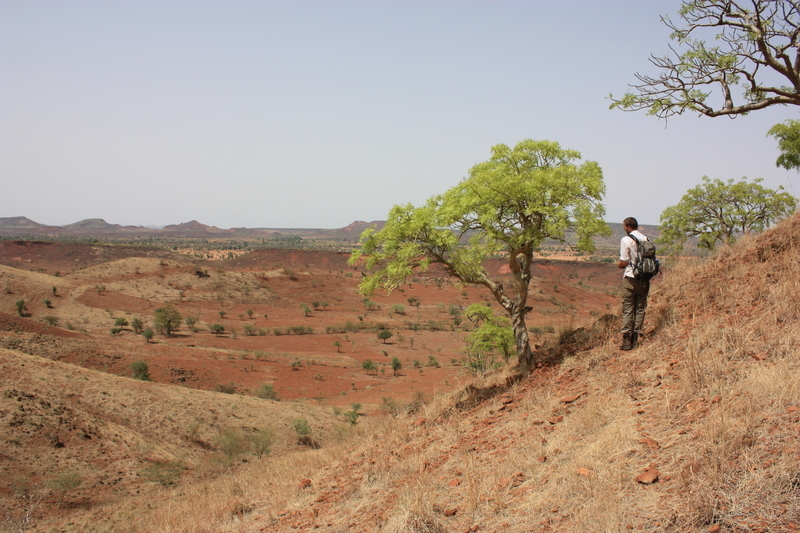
left=2, top=1, right=798, bottom=229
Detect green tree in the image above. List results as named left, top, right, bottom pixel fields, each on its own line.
left=659, top=176, right=797, bottom=254
left=464, top=303, right=515, bottom=373
left=391, top=356, right=402, bottom=376
left=42, top=316, right=59, bottom=326
left=377, top=329, right=393, bottom=344
left=15, top=299, right=26, bottom=317
left=184, top=315, right=199, bottom=332
left=255, top=383, right=279, bottom=400
left=362, top=359, right=376, bottom=375
left=154, top=305, right=182, bottom=336
left=209, top=323, right=225, bottom=335
left=300, top=302, right=311, bottom=317
left=131, top=317, right=144, bottom=334
left=350, top=139, right=609, bottom=375
left=114, top=317, right=129, bottom=329
left=333, top=340, right=342, bottom=352
left=131, top=361, right=151, bottom=381
left=611, top=1, right=800, bottom=119
left=767, top=120, right=800, bottom=171
left=249, top=428, right=275, bottom=459
left=143, top=329, right=154, bottom=343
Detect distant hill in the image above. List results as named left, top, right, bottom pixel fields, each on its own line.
left=0, top=216, right=657, bottom=249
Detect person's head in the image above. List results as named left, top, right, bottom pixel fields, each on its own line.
left=623, top=217, right=638, bottom=233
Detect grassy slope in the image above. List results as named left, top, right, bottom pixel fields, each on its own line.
left=175, top=213, right=799, bottom=533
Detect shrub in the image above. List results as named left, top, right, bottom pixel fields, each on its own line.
left=141, top=460, right=184, bottom=486
left=42, top=316, right=59, bottom=327
left=250, top=428, right=275, bottom=459
left=131, top=317, right=144, bottom=334
left=48, top=470, right=82, bottom=507
left=142, top=329, right=154, bottom=343
left=15, top=300, right=26, bottom=317
left=292, top=418, right=311, bottom=437
left=255, top=383, right=279, bottom=400
left=110, top=327, right=123, bottom=335
left=215, top=382, right=236, bottom=394
left=214, top=428, right=248, bottom=462
left=114, top=317, right=129, bottom=328
left=131, top=361, right=151, bottom=381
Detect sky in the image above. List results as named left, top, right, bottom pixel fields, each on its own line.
left=2, top=0, right=799, bottom=230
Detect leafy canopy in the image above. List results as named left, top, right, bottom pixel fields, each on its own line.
left=611, top=1, right=800, bottom=119
left=767, top=119, right=800, bottom=171
left=353, top=139, right=608, bottom=297
left=351, top=139, right=610, bottom=375
left=659, top=176, right=797, bottom=253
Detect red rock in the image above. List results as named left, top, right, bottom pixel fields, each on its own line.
left=635, top=465, right=660, bottom=484
left=448, top=478, right=462, bottom=487
left=444, top=507, right=458, bottom=517
left=299, top=478, right=312, bottom=489
left=710, top=395, right=722, bottom=403
left=549, top=415, right=564, bottom=424
left=577, top=467, right=593, bottom=477
left=708, top=525, right=721, bottom=532
left=560, top=394, right=581, bottom=403
left=639, top=437, right=660, bottom=450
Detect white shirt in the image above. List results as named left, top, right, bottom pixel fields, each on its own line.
left=620, top=230, right=647, bottom=279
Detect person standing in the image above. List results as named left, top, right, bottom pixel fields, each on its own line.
left=618, top=217, right=650, bottom=350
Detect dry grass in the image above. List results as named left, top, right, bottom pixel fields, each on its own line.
left=4, top=214, right=800, bottom=532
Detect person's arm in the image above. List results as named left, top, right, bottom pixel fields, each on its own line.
left=618, top=236, right=630, bottom=269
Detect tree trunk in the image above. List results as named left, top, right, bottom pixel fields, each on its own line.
left=511, top=305, right=534, bottom=375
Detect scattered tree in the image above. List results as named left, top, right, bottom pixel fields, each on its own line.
left=209, top=323, right=225, bottom=335
left=154, top=305, right=182, bottom=336
left=300, top=302, right=311, bottom=317
left=659, top=176, right=797, bottom=253
left=377, top=329, right=393, bottom=344
left=391, top=356, right=402, bottom=376
left=114, top=317, right=129, bottom=329
left=42, top=316, right=59, bottom=327
left=611, top=1, right=800, bottom=119
left=362, top=359, right=377, bottom=375
left=333, top=340, right=342, bottom=353
left=249, top=428, right=275, bottom=459
left=392, top=303, right=406, bottom=315
left=143, top=329, right=154, bottom=343
left=350, top=139, right=609, bottom=374
left=131, top=360, right=151, bottom=381
left=43, top=299, right=52, bottom=309
left=246, top=309, right=254, bottom=319
left=131, top=317, right=145, bottom=334
left=255, top=383, right=279, bottom=400
left=15, top=299, right=26, bottom=317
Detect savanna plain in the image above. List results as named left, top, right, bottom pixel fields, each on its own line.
left=1, top=215, right=799, bottom=532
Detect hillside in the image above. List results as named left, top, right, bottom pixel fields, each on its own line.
left=123, top=213, right=800, bottom=533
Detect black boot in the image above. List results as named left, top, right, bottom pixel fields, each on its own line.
left=620, top=333, right=633, bottom=351
left=631, top=332, right=639, bottom=349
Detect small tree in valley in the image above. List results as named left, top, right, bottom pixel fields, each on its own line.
left=154, top=305, right=182, bottom=336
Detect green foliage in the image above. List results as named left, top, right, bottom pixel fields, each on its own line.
left=768, top=120, right=800, bottom=171
left=42, top=316, right=59, bottom=326
left=659, top=176, right=797, bottom=254
left=114, top=317, right=129, bottom=328
left=131, top=317, right=144, bottom=334
left=344, top=403, right=361, bottom=425
left=392, top=303, right=406, bottom=314
left=142, top=329, right=154, bottom=343
left=184, top=315, right=199, bottom=331
left=362, top=359, right=376, bottom=375
left=43, top=298, right=52, bottom=308
left=391, top=356, right=402, bottom=376
left=209, top=323, right=225, bottom=335
left=610, top=1, right=800, bottom=119
left=141, top=460, right=185, bottom=486
left=292, top=418, right=311, bottom=437
left=15, top=299, right=26, bottom=317
left=255, top=383, right=279, bottom=400
left=214, top=428, right=248, bottom=462
left=130, top=360, right=151, bottom=381
left=250, top=428, right=275, bottom=459
left=350, top=139, right=608, bottom=374
left=110, top=327, right=123, bottom=335
left=333, top=340, right=342, bottom=352
left=300, top=302, right=311, bottom=316
left=377, top=329, right=393, bottom=344
left=154, top=305, right=182, bottom=336
left=48, top=470, right=82, bottom=507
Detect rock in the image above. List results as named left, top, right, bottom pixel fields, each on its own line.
left=635, top=464, right=660, bottom=484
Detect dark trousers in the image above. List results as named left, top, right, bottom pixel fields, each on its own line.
left=621, top=277, right=650, bottom=335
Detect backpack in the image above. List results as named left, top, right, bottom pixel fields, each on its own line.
left=627, top=233, right=660, bottom=281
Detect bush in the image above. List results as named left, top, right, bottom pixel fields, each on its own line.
left=141, top=460, right=184, bottom=486
left=250, top=428, right=275, bottom=459
left=214, top=428, right=248, bottom=462
left=215, top=382, right=236, bottom=394
left=131, top=361, right=151, bottom=381
left=255, top=383, right=279, bottom=400
left=42, top=316, right=59, bottom=327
